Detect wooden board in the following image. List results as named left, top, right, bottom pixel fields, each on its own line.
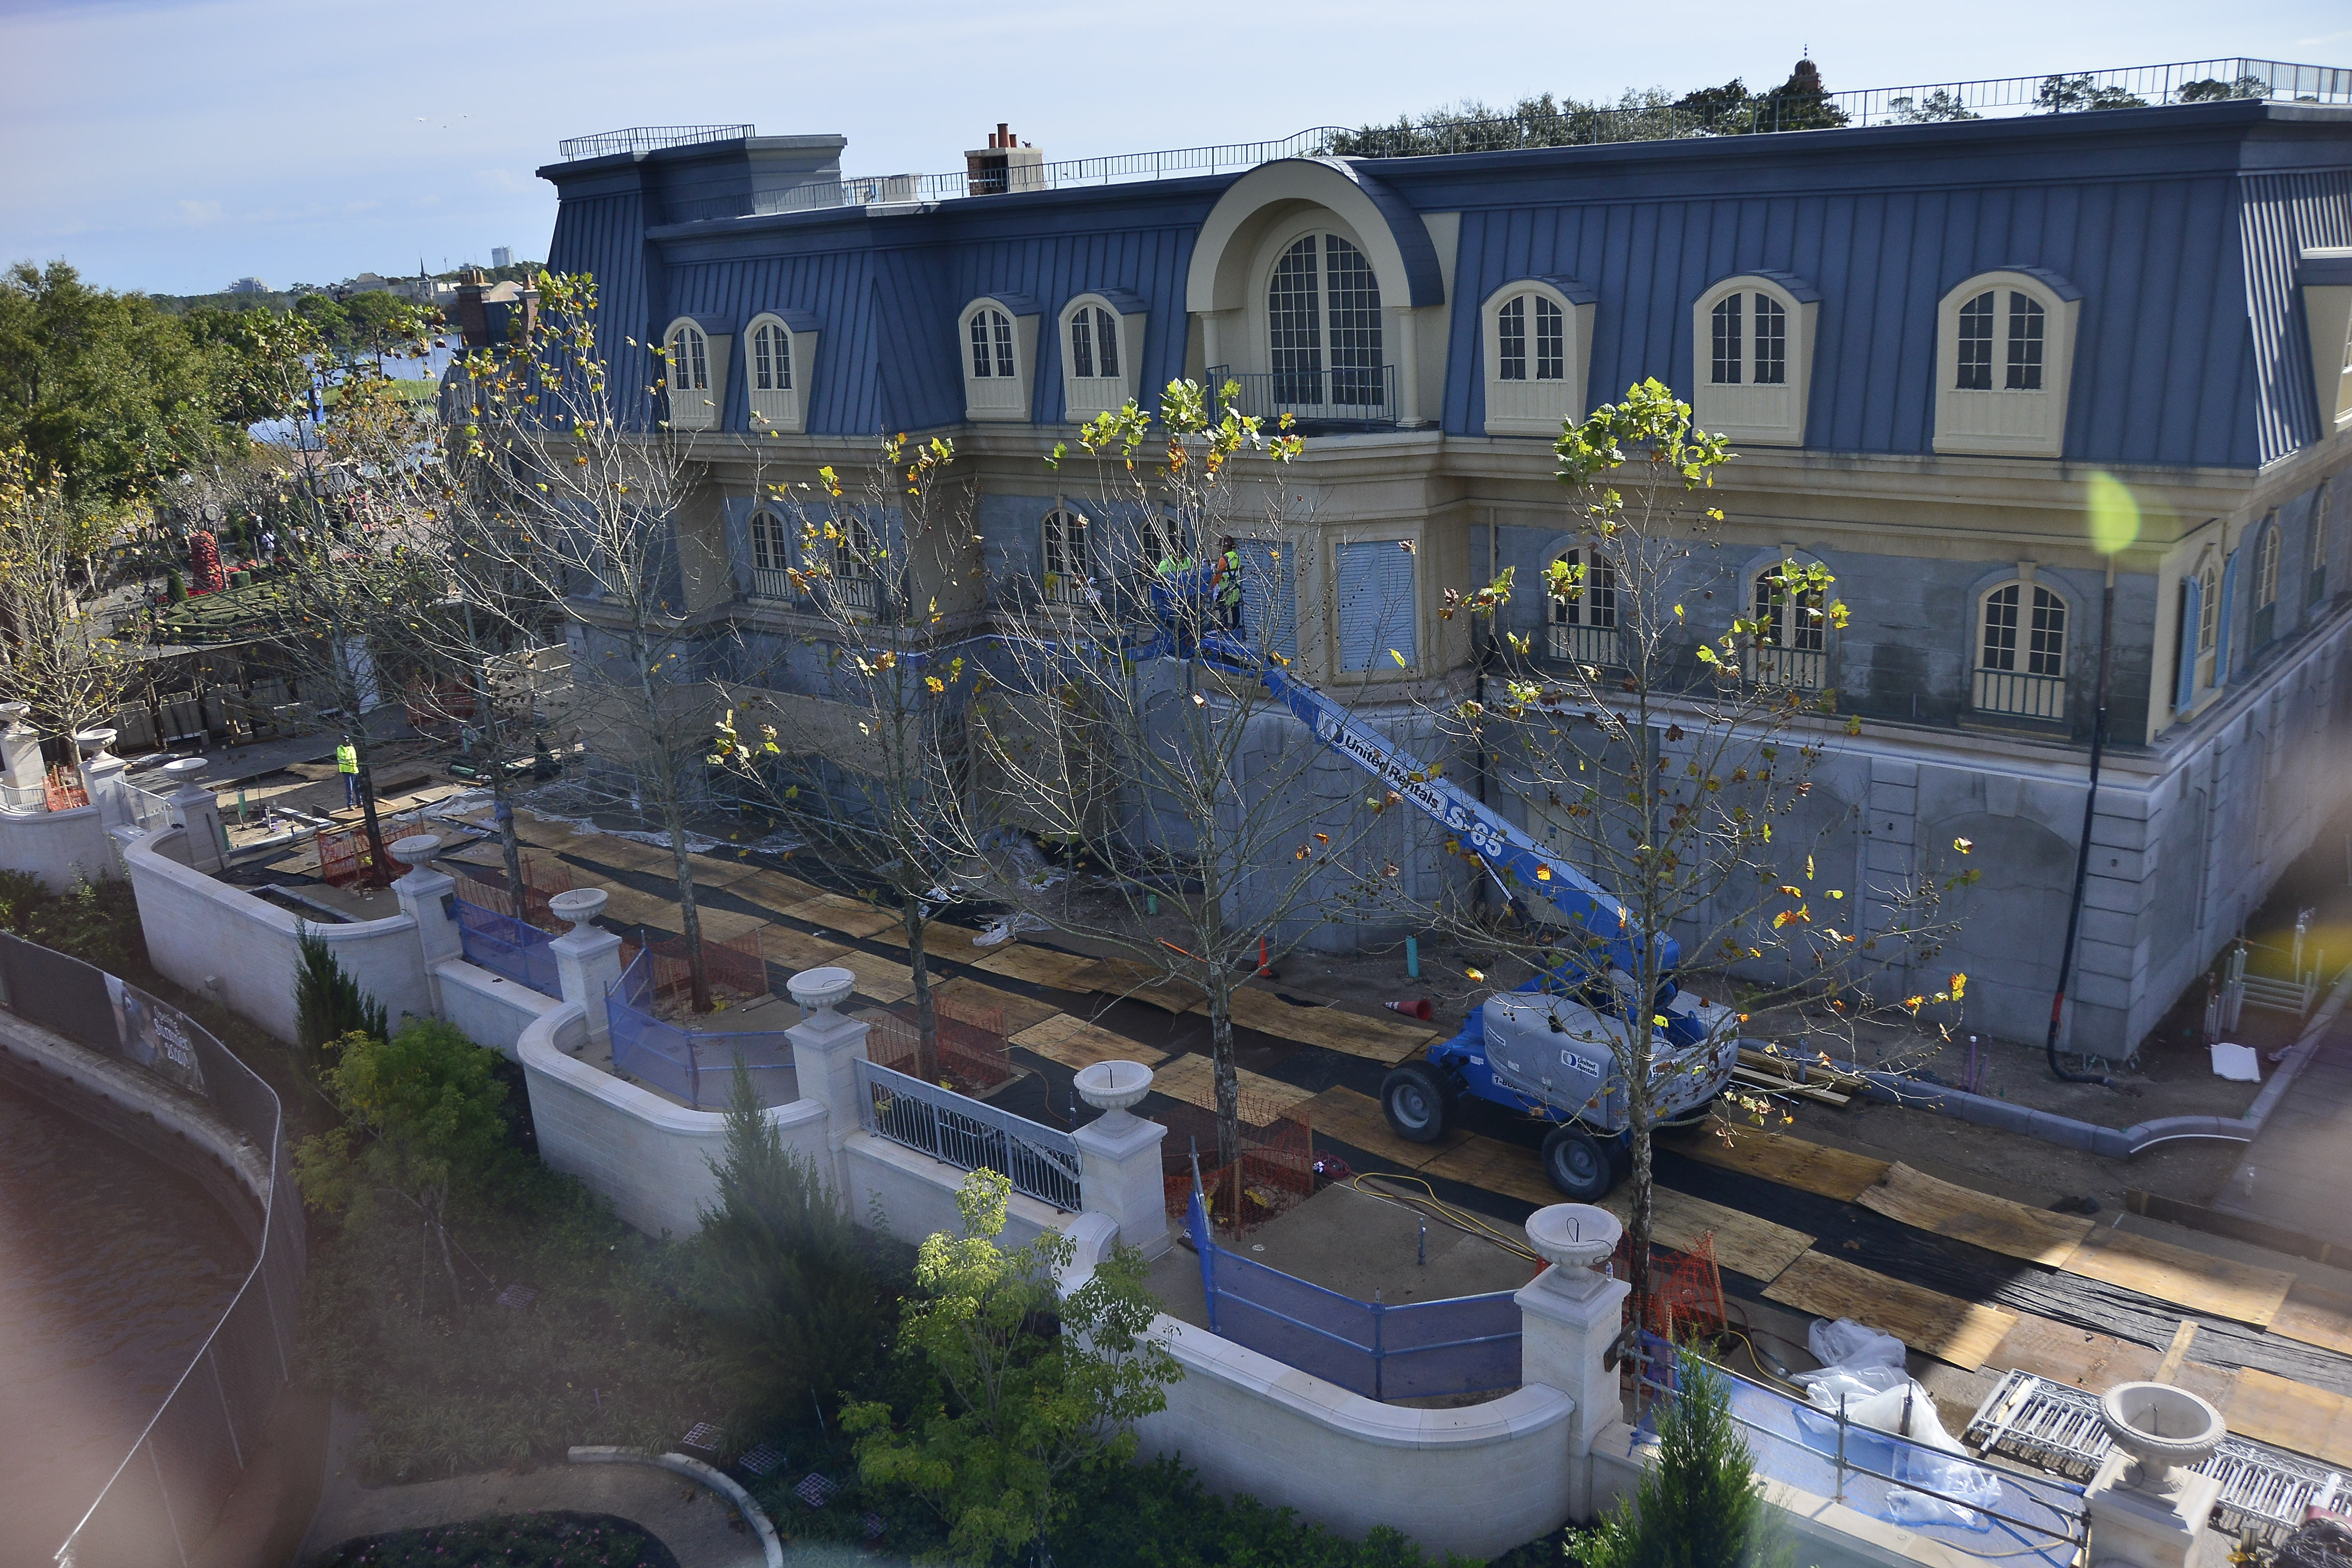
left=1601, top=1185, right=1817, bottom=1285
left=1420, top=1137, right=1561, bottom=1207
left=685, top=855, right=765, bottom=890
left=1223, top=987, right=1437, bottom=1063
left=2273, top=1287, right=2352, bottom=1357
left=1856, top=1163, right=2093, bottom=1267
left=1764, top=1251, right=2018, bottom=1372
left=933, top=976, right=1063, bottom=1036
left=865, top=920, right=983, bottom=955
left=2222, top=1367, right=2352, bottom=1469
left=1300, top=1085, right=1468, bottom=1169
left=781, top=894, right=898, bottom=939
left=591, top=884, right=683, bottom=930
left=1147, top=1051, right=1314, bottom=1115
left=834, top=950, right=915, bottom=1005
left=1667, top=1129, right=1890, bottom=1202
left=1072, top=957, right=1203, bottom=1013
left=763, top=928, right=853, bottom=972
left=1009, top=1014, right=1168, bottom=1072
left=2061, top=1226, right=2295, bottom=1328
left=733, top=869, right=825, bottom=912
left=563, top=835, right=675, bottom=873
left=1989, top=1313, right=2163, bottom=1391
left=692, top=908, right=772, bottom=945
left=972, top=943, right=1102, bottom=992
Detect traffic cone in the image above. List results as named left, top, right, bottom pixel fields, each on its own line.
left=1385, top=997, right=1434, bottom=1022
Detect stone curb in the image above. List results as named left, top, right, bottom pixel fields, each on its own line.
left=566, top=1447, right=784, bottom=1568
left=1848, top=962, right=2352, bottom=1160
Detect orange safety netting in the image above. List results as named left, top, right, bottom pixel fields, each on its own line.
left=865, top=993, right=1014, bottom=1095
left=451, top=855, right=574, bottom=931
left=619, top=926, right=768, bottom=1008
left=1158, top=1094, right=1314, bottom=1237
left=44, top=766, right=89, bottom=811
left=316, top=825, right=409, bottom=888
left=1613, top=1227, right=1726, bottom=1344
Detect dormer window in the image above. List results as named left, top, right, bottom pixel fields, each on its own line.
left=661, top=317, right=728, bottom=431
left=1058, top=292, right=1145, bottom=422
left=1482, top=279, right=1595, bottom=436
left=958, top=295, right=1038, bottom=421
left=743, top=310, right=818, bottom=434
left=1690, top=274, right=1817, bottom=447
left=1934, top=269, right=2080, bottom=458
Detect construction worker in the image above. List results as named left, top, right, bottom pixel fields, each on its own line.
left=336, top=736, right=360, bottom=808
left=1213, top=537, right=1244, bottom=628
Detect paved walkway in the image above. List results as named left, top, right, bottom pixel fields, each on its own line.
left=2212, top=1014, right=2352, bottom=1252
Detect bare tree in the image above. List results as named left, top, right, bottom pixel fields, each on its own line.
left=0, top=443, right=139, bottom=751
left=974, top=382, right=1419, bottom=1171
left=709, top=435, right=985, bottom=1057
left=1408, top=379, right=1969, bottom=1327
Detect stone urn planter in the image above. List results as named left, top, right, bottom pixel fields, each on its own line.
left=2099, top=1382, right=2225, bottom=1492
left=73, top=728, right=119, bottom=761
left=390, top=834, right=440, bottom=868
left=787, top=965, right=857, bottom=1016
left=1074, top=1060, right=1155, bottom=1122
left=1524, top=1203, right=1623, bottom=1301
left=547, top=888, right=608, bottom=932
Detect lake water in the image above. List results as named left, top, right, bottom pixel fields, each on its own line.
left=0, top=1076, right=250, bottom=1567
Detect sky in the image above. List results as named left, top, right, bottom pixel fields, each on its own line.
left=1, top=0, right=2348, bottom=299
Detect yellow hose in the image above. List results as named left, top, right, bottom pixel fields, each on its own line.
left=1344, top=1172, right=1547, bottom=1266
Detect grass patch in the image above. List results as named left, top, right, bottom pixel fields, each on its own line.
left=310, top=1511, right=677, bottom=1568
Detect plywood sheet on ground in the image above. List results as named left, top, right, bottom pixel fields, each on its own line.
left=781, top=895, right=898, bottom=939
left=686, top=856, right=765, bottom=890
left=1009, top=1014, right=1168, bottom=1072
left=1224, top=988, right=1436, bottom=1063
left=972, top=943, right=1102, bottom=992
left=1856, top=1163, right=2092, bottom=1267
left=692, top=908, right=772, bottom=945
left=591, top=884, right=681, bottom=930
left=835, top=950, right=914, bottom=1005
left=933, top=976, right=1061, bottom=1035
left=865, top=921, right=981, bottom=955
left=2223, top=1367, right=2352, bottom=1469
left=1301, top=1085, right=1467, bottom=1170
left=1148, top=1051, right=1314, bottom=1115
left=763, top=928, right=852, bottom=972
left=1600, top=1187, right=1816, bottom=1285
left=1669, top=1129, right=1889, bottom=1202
left=1420, top=1137, right=1559, bottom=1208
left=1989, top=1314, right=2163, bottom=1391
left=2273, top=1288, right=2352, bottom=1357
left=733, top=869, right=824, bottom=912
left=563, top=835, right=674, bottom=873
left=1072, top=958, right=1203, bottom=1013
left=2062, top=1226, right=2294, bottom=1327
left=1764, top=1251, right=2017, bottom=1372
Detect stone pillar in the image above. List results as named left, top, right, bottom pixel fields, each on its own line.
left=163, top=757, right=228, bottom=872
left=547, top=888, right=622, bottom=1050
left=75, top=729, right=127, bottom=830
left=785, top=965, right=868, bottom=1192
left=390, top=835, right=458, bottom=1018
left=1517, top=1204, right=1633, bottom=1522
left=2084, top=1383, right=2230, bottom=1568
left=1072, top=1060, right=1171, bottom=1260
left=0, top=703, right=40, bottom=808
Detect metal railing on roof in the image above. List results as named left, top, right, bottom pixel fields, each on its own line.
left=612, top=55, right=2349, bottom=217
left=557, top=124, right=756, bottom=161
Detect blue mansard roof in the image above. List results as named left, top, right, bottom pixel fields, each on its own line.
left=542, top=100, right=2352, bottom=468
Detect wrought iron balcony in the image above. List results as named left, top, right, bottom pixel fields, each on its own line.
left=1973, top=666, right=2066, bottom=721
left=1742, top=644, right=1830, bottom=691
left=1546, top=622, right=1620, bottom=666
left=1208, top=365, right=1398, bottom=428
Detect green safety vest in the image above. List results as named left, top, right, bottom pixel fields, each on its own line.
left=336, top=743, right=358, bottom=775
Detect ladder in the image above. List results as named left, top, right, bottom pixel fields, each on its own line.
left=1965, top=1371, right=2342, bottom=1544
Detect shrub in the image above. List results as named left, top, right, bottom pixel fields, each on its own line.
left=310, top=1510, right=676, bottom=1568
left=294, top=922, right=387, bottom=1052
left=0, top=870, right=142, bottom=972
left=1573, top=1351, right=1783, bottom=1568
left=166, top=567, right=187, bottom=602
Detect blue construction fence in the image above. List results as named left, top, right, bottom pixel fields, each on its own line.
left=452, top=894, right=562, bottom=998
left=605, top=948, right=795, bottom=1110
left=1186, top=1186, right=1520, bottom=1401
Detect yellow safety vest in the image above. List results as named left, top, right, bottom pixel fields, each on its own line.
left=336, top=743, right=358, bottom=775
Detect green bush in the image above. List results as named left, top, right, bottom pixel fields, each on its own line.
left=294, top=922, right=387, bottom=1051
left=1573, top=1351, right=1783, bottom=1568
left=0, top=870, right=143, bottom=972
left=310, top=1511, right=676, bottom=1568
left=166, top=567, right=187, bottom=602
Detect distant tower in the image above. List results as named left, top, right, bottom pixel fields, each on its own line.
left=1789, top=57, right=1825, bottom=96
left=491, top=245, right=514, bottom=269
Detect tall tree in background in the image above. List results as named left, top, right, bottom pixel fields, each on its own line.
left=0, top=444, right=138, bottom=746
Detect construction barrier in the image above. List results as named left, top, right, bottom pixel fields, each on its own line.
left=450, top=855, right=574, bottom=929
left=1614, top=1227, right=1727, bottom=1344
left=1158, top=1094, right=1314, bottom=1236
left=314, top=825, right=408, bottom=888
left=864, top=993, right=1013, bottom=1095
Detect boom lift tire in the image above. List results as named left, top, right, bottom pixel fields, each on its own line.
left=1542, top=1123, right=1614, bottom=1200
left=1380, top=1061, right=1453, bottom=1143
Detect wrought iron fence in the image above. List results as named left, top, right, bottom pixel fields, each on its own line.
left=0, top=931, right=305, bottom=1568
left=119, top=775, right=177, bottom=831
left=603, top=948, right=795, bottom=1109
left=1742, top=644, right=1831, bottom=691
left=1209, top=365, right=1398, bottom=427
left=749, top=565, right=798, bottom=603
left=600, top=57, right=2351, bottom=215
left=452, top=895, right=562, bottom=998
left=1186, top=1185, right=1519, bottom=1399
left=1972, top=666, right=2068, bottom=720
left=854, top=1055, right=1082, bottom=1211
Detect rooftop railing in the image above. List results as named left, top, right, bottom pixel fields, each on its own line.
left=583, top=56, right=2351, bottom=215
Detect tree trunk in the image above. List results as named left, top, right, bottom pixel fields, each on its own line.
left=1207, top=975, right=1241, bottom=1175
left=666, top=819, right=713, bottom=1013
left=907, top=907, right=937, bottom=1076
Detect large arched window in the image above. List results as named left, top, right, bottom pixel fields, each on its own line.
left=1745, top=560, right=1829, bottom=690
left=748, top=509, right=794, bottom=601
left=1690, top=274, right=1817, bottom=447
left=1267, top=233, right=1386, bottom=418
left=1547, top=548, right=1618, bottom=665
left=1484, top=280, right=1595, bottom=436
left=1934, top=270, right=2080, bottom=458
left=744, top=310, right=818, bottom=433
left=662, top=317, right=727, bottom=431
left=958, top=296, right=1038, bottom=421
left=1973, top=579, right=2068, bottom=719
left=1041, top=508, right=1091, bottom=605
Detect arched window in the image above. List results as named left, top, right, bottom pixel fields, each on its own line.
left=752, top=320, right=793, bottom=393
left=744, top=311, right=817, bottom=433
left=1934, top=270, right=2079, bottom=458
left=668, top=320, right=710, bottom=392
left=1268, top=233, right=1385, bottom=417
left=1547, top=548, right=1618, bottom=665
left=829, top=514, right=880, bottom=613
left=1484, top=280, right=1594, bottom=436
left=2253, top=520, right=2281, bottom=647
left=2197, top=554, right=2221, bottom=692
left=1973, top=580, right=2068, bottom=719
left=748, top=510, right=793, bottom=601
left=958, top=296, right=1036, bottom=421
left=969, top=308, right=1015, bottom=380
left=1042, top=508, right=1091, bottom=605
left=2309, top=491, right=2331, bottom=606
left=1498, top=296, right=1565, bottom=382
left=1059, top=293, right=1144, bottom=422
left=1746, top=561, right=1829, bottom=690
left=1690, top=275, right=1817, bottom=447
left=662, top=317, right=726, bottom=431
left=1068, top=308, right=1118, bottom=381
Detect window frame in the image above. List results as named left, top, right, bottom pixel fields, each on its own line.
left=1545, top=546, right=1619, bottom=665
left=1742, top=555, right=1832, bottom=691
left=1689, top=274, right=1818, bottom=447
left=1041, top=506, right=1093, bottom=605
left=1481, top=278, right=1596, bottom=437
left=1970, top=576, right=2070, bottom=721
left=742, top=310, right=819, bottom=434
left=660, top=316, right=730, bottom=432
left=748, top=508, right=795, bottom=602
left=1057, top=292, right=1146, bottom=424
left=1334, top=535, right=1419, bottom=675
left=957, top=295, right=1039, bottom=422
left=1932, top=269, right=2081, bottom=459
left=1251, top=217, right=1390, bottom=420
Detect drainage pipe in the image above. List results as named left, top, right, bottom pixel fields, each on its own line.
left=2045, top=564, right=2116, bottom=1085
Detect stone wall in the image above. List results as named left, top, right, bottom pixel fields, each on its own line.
left=434, top=958, right=563, bottom=1059
left=0, top=805, right=117, bottom=893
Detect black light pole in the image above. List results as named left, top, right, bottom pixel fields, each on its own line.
left=2046, top=563, right=2115, bottom=1085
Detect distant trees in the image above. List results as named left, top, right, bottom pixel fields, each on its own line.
left=1324, top=59, right=1849, bottom=155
